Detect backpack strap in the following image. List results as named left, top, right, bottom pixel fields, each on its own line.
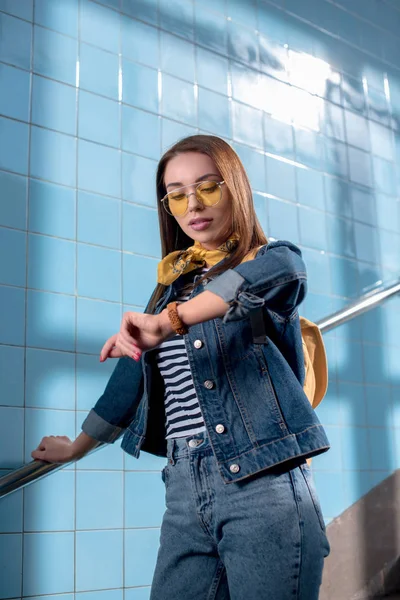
left=250, top=308, right=268, bottom=344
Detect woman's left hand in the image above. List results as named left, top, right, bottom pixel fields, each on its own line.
left=99, top=311, right=170, bottom=362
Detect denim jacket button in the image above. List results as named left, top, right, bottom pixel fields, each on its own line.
left=230, top=463, right=240, bottom=474
left=204, top=380, right=214, bottom=390
left=194, top=339, right=203, bottom=349
left=215, top=424, right=225, bottom=434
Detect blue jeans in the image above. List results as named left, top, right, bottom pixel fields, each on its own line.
left=150, top=431, right=330, bottom=600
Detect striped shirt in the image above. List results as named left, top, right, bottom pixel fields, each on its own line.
left=156, top=268, right=209, bottom=440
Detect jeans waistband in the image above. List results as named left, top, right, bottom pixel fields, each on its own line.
left=166, top=429, right=211, bottom=460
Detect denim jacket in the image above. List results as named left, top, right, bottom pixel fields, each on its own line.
left=82, top=241, right=330, bottom=483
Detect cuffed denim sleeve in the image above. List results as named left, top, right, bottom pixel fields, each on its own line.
left=81, top=356, right=144, bottom=443
left=205, top=241, right=307, bottom=323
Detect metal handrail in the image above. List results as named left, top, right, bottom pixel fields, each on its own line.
left=1, top=276, right=399, bottom=499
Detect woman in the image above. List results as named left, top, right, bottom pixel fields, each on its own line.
left=32, top=135, right=330, bottom=599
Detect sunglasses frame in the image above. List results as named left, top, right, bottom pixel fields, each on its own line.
left=161, top=180, right=225, bottom=217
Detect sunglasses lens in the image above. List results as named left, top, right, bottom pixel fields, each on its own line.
left=196, top=181, right=221, bottom=206
left=166, top=191, right=188, bottom=216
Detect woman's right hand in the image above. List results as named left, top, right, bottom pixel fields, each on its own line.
left=31, top=435, right=75, bottom=464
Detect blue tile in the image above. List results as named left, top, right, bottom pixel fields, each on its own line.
left=79, top=90, right=120, bottom=148
left=196, top=47, right=228, bottom=96
left=354, top=222, right=379, bottom=264
left=312, top=425, right=342, bottom=470
left=80, top=0, right=120, bottom=53
left=365, top=386, right=392, bottom=428
left=76, top=411, right=124, bottom=470
left=30, top=126, right=77, bottom=187
left=268, top=197, right=299, bottom=244
left=161, top=73, right=196, bottom=127
left=161, top=119, right=196, bottom=153
left=363, top=343, right=390, bottom=386
left=0, top=12, right=32, bottom=69
left=286, top=14, right=316, bottom=55
left=257, top=2, right=288, bottom=45
left=76, top=530, right=123, bottom=591
left=330, top=255, right=359, bottom=298
left=369, top=121, right=394, bottom=161
left=34, top=0, right=78, bottom=37
left=368, top=86, right=391, bottom=126
left=122, top=106, right=160, bottom=159
left=78, top=191, right=121, bottom=249
left=123, top=59, right=158, bottom=113
left=228, top=20, right=258, bottom=66
left=125, top=529, right=160, bottom=588
left=0, top=63, right=30, bottom=122
left=315, top=379, right=340, bottom=426
left=227, top=0, right=256, bottom=28
left=301, top=248, right=330, bottom=294
left=341, top=73, right=366, bottom=115
left=323, top=138, right=348, bottom=178
left=78, top=139, right=121, bottom=197
left=298, top=206, right=326, bottom=251
left=0, top=116, right=29, bottom=175
left=295, top=128, right=323, bottom=170
left=263, top=115, right=294, bottom=160
left=233, top=143, right=266, bottom=193
left=296, top=168, right=324, bottom=210
left=33, top=25, right=77, bottom=85
left=25, top=348, right=75, bottom=409
left=122, top=16, right=158, bottom=68
left=341, top=426, right=370, bottom=471
left=0, top=0, right=33, bottom=20
left=321, top=101, right=345, bottom=142
left=259, top=37, right=288, bottom=83
left=350, top=185, right=375, bottom=226
left=0, top=534, right=22, bottom=598
left=0, top=407, right=24, bottom=468
left=76, top=471, right=123, bottom=529
left=0, top=345, right=24, bottom=407
left=336, top=337, right=364, bottom=383
left=28, top=234, right=75, bottom=294
left=24, top=471, right=75, bottom=531
left=23, top=532, right=74, bottom=596
left=26, top=290, right=75, bottom=351
left=125, top=588, right=151, bottom=600
left=122, top=203, right=160, bottom=257
left=231, top=61, right=261, bottom=110
left=123, top=254, right=158, bottom=306
left=253, top=192, right=268, bottom=233
left=379, top=230, right=400, bottom=272
left=122, top=0, right=157, bottom=25
left=161, top=31, right=195, bottom=82
left=76, top=354, right=115, bottom=410
left=266, top=156, right=296, bottom=202
left=0, top=171, right=27, bottom=230
left=24, top=407, right=76, bottom=463
left=31, top=75, right=76, bottom=135
left=125, top=472, right=165, bottom=528
left=198, top=87, right=231, bottom=138
left=342, top=470, right=372, bottom=508
left=344, top=110, right=370, bottom=152
left=76, top=297, right=121, bottom=354
left=348, top=146, right=372, bottom=188
left=373, top=156, right=397, bottom=196
left=313, top=471, right=346, bottom=520
left=29, top=179, right=76, bottom=239
left=0, top=227, right=26, bottom=287
left=160, top=0, right=193, bottom=40
left=326, top=214, right=356, bottom=259
left=77, top=591, right=123, bottom=600
left=302, top=292, right=333, bottom=325
left=324, top=175, right=352, bottom=218
left=122, top=153, right=157, bottom=206
left=376, top=193, right=400, bottom=233
left=194, top=5, right=227, bottom=55
left=338, top=382, right=367, bottom=427
left=0, top=478, right=23, bottom=532
left=0, top=285, right=25, bottom=345
left=361, top=305, right=388, bottom=345
left=78, top=243, right=121, bottom=302
left=80, top=42, right=119, bottom=99
left=232, top=101, right=262, bottom=149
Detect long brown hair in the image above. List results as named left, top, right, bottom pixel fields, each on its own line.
left=147, top=135, right=268, bottom=313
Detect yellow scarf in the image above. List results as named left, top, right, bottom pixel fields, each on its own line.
left=157, top=237, right=259, bottom=285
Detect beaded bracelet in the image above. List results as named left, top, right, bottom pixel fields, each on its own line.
left=167, top=301, right=188, bottom=336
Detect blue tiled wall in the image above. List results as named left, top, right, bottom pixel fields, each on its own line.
left=0, top=0, right=399, bottom=597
